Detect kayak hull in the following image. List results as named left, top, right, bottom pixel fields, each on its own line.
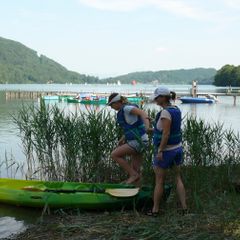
left=0, top=179, right=155, bottom=210
left=66, top=97, right=81, bottom=103
left=180, top=97, right=215, bottom=104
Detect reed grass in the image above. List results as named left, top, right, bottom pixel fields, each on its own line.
left=13, top=102, right=240, bottom=207
left=14, top=100, right=125, bottom=182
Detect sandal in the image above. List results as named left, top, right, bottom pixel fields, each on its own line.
left=177, top=208, right=189, bottom=215
left=146, top=210, right=159, bottom=217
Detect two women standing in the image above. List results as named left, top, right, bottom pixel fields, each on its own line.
left=108, top=87, right=187, bottom=214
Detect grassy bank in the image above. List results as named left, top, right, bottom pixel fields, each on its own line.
left=9, top=102, right=240, bottom=239
left=12, top=190, right=240, bottom=240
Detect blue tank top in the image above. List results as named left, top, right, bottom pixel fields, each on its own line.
left=153, top=106, right=182, bottom=146
left=117, top=104, right=146, bottom=141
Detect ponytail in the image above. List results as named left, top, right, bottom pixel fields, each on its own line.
left=121, top=96, right=129, bottom=104
left=170, top=91, right=176, bottom=101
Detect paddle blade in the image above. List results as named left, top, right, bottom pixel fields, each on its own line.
left=22, top=185, right=46, bottom=192
left=106, top=188, right=139, bottom=197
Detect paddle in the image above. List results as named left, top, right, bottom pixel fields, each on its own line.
left=22, top=185, right=140, bottom=198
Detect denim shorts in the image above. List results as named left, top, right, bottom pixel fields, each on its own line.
left=152, top=146, right=183, bottom=169
left=127, top=140, right=148, bottom=153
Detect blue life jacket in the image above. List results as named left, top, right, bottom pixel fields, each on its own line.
left=153, top=106, right=182, bottom=146
left=117, top=104, right=146, bottom=141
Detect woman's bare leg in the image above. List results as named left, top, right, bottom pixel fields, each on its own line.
left=152, top=167, right=166, bottom=213
left=174, top=166, right=187, bottom=210
left=111, top=144, right=140, bottom=184
left=131, top=153, right=143, bottom=185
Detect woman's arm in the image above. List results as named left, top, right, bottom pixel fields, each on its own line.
left=156, top=118, right=171, bottom=160
left=158, top=118, right=171, bottom=152
left=129, top=108, right=150, bottom=131
left=118, top=135, right=125, bottom=146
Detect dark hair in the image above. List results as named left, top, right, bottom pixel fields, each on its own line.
left=108, top=93, right=118, bottom=103
left=170, top=91, right=176, bottom=101
left=108, top=93, right=128, bottom=105
left=165, top=91, right=176, bottom=102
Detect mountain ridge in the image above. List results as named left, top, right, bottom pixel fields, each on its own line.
left=0, top=36, right=216, bottom=84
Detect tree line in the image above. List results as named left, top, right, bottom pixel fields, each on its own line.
left=103, top=68, right=216, bottom=85
left=214, top=65, right=240, bottom=86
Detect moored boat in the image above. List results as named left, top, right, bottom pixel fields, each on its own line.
left=80, top=98, right=107, bottom=104
left=127, top=97, right=144, bottom=103
left=66, top=95, right=144, bottom=105
left=42, top=95, right=59, bottom=101
left=59, top=95, right=72, bottom=101
left=0, top=178, right=162, bottom=210
left=66, top=97, right=81, bottom=103
left=179, top=96, right=215, bottom=104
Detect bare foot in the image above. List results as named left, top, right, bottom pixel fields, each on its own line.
left=125, top=174, right=140, bottom=184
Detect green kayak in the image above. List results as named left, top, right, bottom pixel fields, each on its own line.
left=0, top=178, right=155, bottom=210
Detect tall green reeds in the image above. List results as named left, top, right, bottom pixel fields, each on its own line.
left=14, top=101, right=240, bottom=203
left=14, top=100, right=124, bottom=182
left=182, top=116, right=240, bottom=210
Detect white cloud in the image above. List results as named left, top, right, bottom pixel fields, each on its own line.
left=78, top=0, right=146, bottom=12
left=78, top=0, right=216, bottom=21
left=151, top=0, right=209, bottom=21
left=223, top=0, right=240, bottom=9
left=77, top=0, right=240, bottom=28
left=156, top=47, right=168, bottom=53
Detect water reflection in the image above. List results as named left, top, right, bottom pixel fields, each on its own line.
left=0, top=216, right=25, bottom=239
left=0, top=204, right=41, bottom=239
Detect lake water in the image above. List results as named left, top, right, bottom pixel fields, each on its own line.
left=0, top=84, right=239, bottom=177
left=0, top=83, right=240, bottom=238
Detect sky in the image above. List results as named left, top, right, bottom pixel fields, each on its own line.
left=0, top=0, right=240, bottom=77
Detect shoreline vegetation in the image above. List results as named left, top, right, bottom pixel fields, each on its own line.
left=6, top=101, right=240, bottom=239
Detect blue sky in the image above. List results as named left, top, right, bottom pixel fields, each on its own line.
left=0, top=0, right=240, bottom=77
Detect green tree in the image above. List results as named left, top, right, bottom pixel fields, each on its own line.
left=214, top=65, right=240, bottom=86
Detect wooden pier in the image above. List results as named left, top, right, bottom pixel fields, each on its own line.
left=3, top=89, right=240, bottom=105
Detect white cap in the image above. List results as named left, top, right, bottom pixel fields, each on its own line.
left=150, top=86, right=170, bottom=100
left=108, top=94, right=121, bottom=105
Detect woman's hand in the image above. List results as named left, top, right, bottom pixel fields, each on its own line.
left=146, top=128, right=153, bottom=134
left=118, top=137, right=125, bottom=146
left=156, top=151, right=163, bottom=161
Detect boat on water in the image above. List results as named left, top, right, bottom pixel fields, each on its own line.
left=66, top=94, right=107, bottom=104
left=127, top=97, right=144, bottom=104
left=42, top=95, right=59, bottom=101
left=179, top=96, right=216, bottom=104
left=66, top=94, right=144, bottom=105
left=66, top=97, right=82, bottom=103
left=0, top=178, right=160, bottom=210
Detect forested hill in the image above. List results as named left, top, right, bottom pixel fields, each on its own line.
left=103, top=68, right=217, bottom=84
left=214, top=65, right=240, bottom=86
left=0, top=36, right=217, bottom=84
left=0, top=36, right=99, bottom=84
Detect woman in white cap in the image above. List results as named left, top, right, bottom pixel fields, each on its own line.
left=108, top=93, right=150, bottom=184
left=148, top=86, right=187, bottom=216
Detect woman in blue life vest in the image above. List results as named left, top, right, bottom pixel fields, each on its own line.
left=148, top=86, right=187, bottom=216
left=108, top=93, right=150, bottom=184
